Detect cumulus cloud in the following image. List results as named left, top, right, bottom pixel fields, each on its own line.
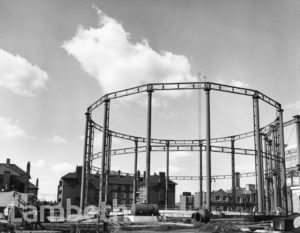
left=48, top=135, right=67, bottom=144
left=50, top=162, right=74, bottom=173
left=0, top=116, right=28, bottom=140
left=32, top=159, right=46, bottom=168
left=62, top=8, right=194, bottom=94
left=0, top=49, right=48, bottom=96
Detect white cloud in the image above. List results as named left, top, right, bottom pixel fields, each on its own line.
left=50, top=162, right=74, bottom=174
left=48, top=135, right=67, bottom=144
left=286, top=100, right=300, bottom=111
left=217, top=79, right=249, bottom=88
left=230, top=80, right=249, bottom=88
left=0, top=116, right=28, bottom=140
left=62, top=8, right=195, bottom=94
left=32, top=159, right=46, bottom=168
left=0, top=49, right=48, bottom=96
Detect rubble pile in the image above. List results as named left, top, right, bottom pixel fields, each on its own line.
left=196, top=221, right=242, bottom=233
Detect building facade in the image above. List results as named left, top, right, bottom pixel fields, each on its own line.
left=0, top=158, right=38, bottom=200
left=180, top=184, right=256, bottom=213
left=57, top=166, right=176, bottom=210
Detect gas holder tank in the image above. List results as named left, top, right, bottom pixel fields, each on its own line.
left=131, top=204, right=159, bottom=216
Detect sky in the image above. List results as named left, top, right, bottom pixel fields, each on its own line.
left=0, top=0, right=300, bottom=202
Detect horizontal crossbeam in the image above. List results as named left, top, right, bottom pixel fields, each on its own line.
left=88, top=82, right=281, bottom=112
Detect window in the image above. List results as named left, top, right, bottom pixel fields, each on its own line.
left=223, top=196, right=227, bottom=201
left=121, top=192, right=126, bottom=198
left=121, top=185, right=126, bottom=191
left=94, top=189, right=99, bottom=198
left=112, top=192, right=117, bottom=199
left=237, top=197, right=241, bottom=203
left=112, top=185, right=117, bottom=190
left=216, top=196, right=220, bottom=201
left=129, top=186, right=133, bottom=191
left=129, top=192, right=133, bottom=198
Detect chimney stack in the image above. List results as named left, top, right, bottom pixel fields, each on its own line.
left=6, top=158, right=10, bottom=165
left=36, top=178, right=39, bottom=188
left=27, top=162, right=31, bottom=177
left=235, top=172, right=240, bottom=189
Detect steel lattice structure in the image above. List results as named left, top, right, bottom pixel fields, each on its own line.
left=80, top=81, right=300, bottom=214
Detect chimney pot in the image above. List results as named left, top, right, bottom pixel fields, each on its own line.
left=6, top=158, right=10, bottom=165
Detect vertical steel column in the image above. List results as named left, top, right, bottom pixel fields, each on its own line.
left=290, top=171, right=294, bottom=213
left=253, top=94, right=263, bottom=213
left=268, top=139, right=273, bottom=213
left=85, top=121, right=94, bottom=206
left=294, top=115, right=300, bottom=184
left=199, top=141, right=203, bottom=208
left=99, top=99, right=110, bottom=206
left=264, top=136, right=270, bottom=214
left=269, top=139, right=274, bottom=212
left=205, top=85, right=211, bottom=212
left=165, top=141, right=170, bottom=210
left=145, top=85, right=153, bottom=204
left=261, top=134, right=265, bottom=213
left=271, top=125, right=278, bottom=210
left=133, top=139, right=138, bottom=204
left=80, top=112, right=90, bottom=212
left=231, top=138, right=236, bottom=212
left=278, top=109, right=288, bottom=212
left=104, top=133, right=112, bottom=204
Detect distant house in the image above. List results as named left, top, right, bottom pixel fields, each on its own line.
left=180, top=192, right=194, bottom=210
left=57, top=166, right=176, bottom=209
left=0, top=158, right=38, bottom=199
left=180, top=185, right=256, bottom=213
left=137, top=172, right=176, bottom=208
left=211, top=189, right=230, bottom=211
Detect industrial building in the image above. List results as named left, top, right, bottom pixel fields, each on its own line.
left=57, top=166, right=176, bottom=210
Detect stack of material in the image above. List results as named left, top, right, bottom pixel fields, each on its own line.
left=196, top=221, right=241, bottom=233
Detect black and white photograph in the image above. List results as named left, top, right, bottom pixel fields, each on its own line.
left=0, top=0, right=300, bottom=232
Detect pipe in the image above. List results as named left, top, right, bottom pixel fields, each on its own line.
left=231, top=138, right=236, bottom=212
left=253, top=95, right=263, bottom=213
left=205, top=85, right=211, bottom=212
left=294, top=115, right=300, bottom=185
left=146, top=86, right=153, bottom=204
left=80, top=112, right=90, bottom=212
left=99, top=99, right=110, bottom=206
left=278, top=109, right=288, bottom=213
left=165, top=141, right=169, bottom=210
left=133, top=140, right=138, bottom=204
left=199, top=141, right=203, bottom=208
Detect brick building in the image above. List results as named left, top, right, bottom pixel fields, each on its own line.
left=57, top=166, right=176, bottom=209
left=180, top=185, right=256, bottom=213
left=0, top=158, right=38, bottom=199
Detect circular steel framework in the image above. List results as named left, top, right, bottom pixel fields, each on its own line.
left=80, top=81, right=292, bottom=214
